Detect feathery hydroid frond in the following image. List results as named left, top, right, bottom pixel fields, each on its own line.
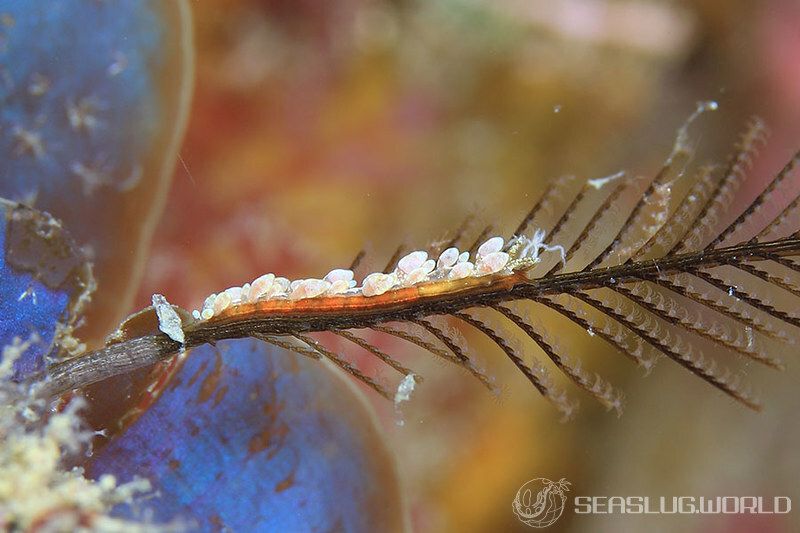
left=43, top=104, right=800, bottom=418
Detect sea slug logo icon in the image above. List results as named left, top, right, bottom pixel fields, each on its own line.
left=512, top=477, right=571, bottom=528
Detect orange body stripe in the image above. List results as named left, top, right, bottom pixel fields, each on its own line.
left=210, top=272, right=528, bottom=323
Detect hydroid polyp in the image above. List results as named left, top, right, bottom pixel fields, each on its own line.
left=43, top=103, right=800, bottom=418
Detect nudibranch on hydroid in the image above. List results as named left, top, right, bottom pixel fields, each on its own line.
left=42, top=104, right=800, bottom=420
left=191, top=232, right=564, bottom=322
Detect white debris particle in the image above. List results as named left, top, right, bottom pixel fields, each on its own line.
left=745, top=326, right=754, bottom=350
left=152, top=294, right=185, bottom=344
left=394, top=374, right=417, bottom=406
left=18, top=286, right=37, bottom=303
left=588, top=170, right=626, bottom=190
left=394, top=374, right=417, bottom=427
